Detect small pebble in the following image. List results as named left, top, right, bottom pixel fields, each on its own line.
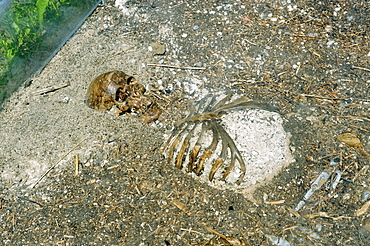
left=362, top=191, right=370, bottom=202
left=149, top=43, right=165, bottom=55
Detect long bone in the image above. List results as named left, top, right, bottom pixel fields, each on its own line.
left=214, top=122, right=246, bottom=184
left=194, top=121, right=220, bottom=175
left=165, top=125, right=189, bottom=165
left=188, top=122, right=208, bottom=172
left=175, top=122, right=199, bottom=169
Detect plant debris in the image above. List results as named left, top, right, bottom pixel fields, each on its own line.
left=0, top=0, right=369, bottom=245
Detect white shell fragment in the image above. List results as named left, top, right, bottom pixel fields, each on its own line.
left=163, top=94, right=295, bottom=196
left=295, top=157, right=341, bottom=211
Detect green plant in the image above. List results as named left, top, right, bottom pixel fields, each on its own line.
left=0, top=0, right=68, bottom=80
left=0, top=1, right=40, bottom=72
left=36, top=0, right=49, bottom=27
left=0, top=0, right=96, bottom=105
left=0, top=0, right=72, bottom=104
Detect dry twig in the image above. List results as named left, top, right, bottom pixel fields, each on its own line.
left=17, top=196, right=43, bottom=207
left=75, top=154, right=79, bottom=176
left=264, top=200, right=285, bottom=205
left=147, top=63, right=206, bottom=70
left=338, top=115, right=370, bottom=122
left=32, top=139, right=85, bottom=188
left=352, top=66, right=370, bottom=72
left=243, top=39, right=257, bottom=45
left=170, top=199, right=243, bottom=245
left=301, top=94, right=348, bottom=100
left=33, top=81, right=70, bottom=95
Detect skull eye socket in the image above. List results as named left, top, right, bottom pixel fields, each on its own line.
left=126, top=76, right=135, bottom=84
left=116, top=87, right=128, bottom=101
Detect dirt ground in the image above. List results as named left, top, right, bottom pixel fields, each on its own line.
left=0, top=0, right=369, bottom=245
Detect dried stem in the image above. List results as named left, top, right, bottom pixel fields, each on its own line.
left=147, top=63, right=206, bottom=70
left=32, top=138, right=85, bottom=188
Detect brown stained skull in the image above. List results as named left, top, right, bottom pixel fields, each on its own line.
left=86, top=70, right=161, bottom=123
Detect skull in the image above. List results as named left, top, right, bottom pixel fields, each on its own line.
left=86, top=70, right=161, bottom=123
left=86, top=70, right=135, bottom=112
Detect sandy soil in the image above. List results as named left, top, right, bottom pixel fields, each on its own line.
left=1, top=0, right=369, bottom=245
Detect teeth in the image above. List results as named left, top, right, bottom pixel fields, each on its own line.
left=162, top=93, right=294, bottom=196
